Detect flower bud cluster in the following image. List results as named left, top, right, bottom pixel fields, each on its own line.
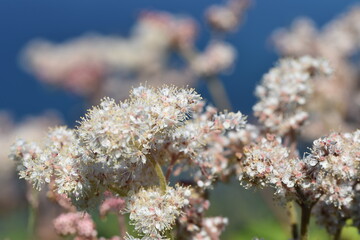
left=53, top=212, right=97, bottom=239
left=99, top=195, right=126, bottom=219
left=253, top=56, right=332, bottom=135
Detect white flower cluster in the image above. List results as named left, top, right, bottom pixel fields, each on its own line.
left=10, top=139, right=44, bottom=190
left=78, top=86, right=201, bottom=165
left=10, top=85, right=246, bottom=212
left=296, top=131, right=360, bottom=208
left=239, top=134, right=300, bottom=199
left=253, top=56, right=332, bottom=135
left=191, top=42, right=236, bottom=76
left=125, top=186, right=190, bottom=239
left=239, top=130, right=360, bottom=207
left=272, top=6, right=360, bottom=139
left=0, top=111, right=60, bottom=179
left=166, top=103, right=246, bottom=187
left=10, top=85, right=249, bottom=239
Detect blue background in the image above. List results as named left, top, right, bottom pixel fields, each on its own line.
left=1, top=0, right=359, bottom=125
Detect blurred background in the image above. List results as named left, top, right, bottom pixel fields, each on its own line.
left=1, top=0, right=360, bottom=239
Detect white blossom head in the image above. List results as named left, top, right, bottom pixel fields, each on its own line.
left=125, top=185, right=191, bottom=238
left=77, top=85, right=201, bottom=166
left=253, top=56, right=332, bottom=135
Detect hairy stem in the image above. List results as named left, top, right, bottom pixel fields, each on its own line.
left=300, top=204, right=312, bottom=240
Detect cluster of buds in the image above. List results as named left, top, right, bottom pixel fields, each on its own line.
left=53, top=212, right=97, bottom=240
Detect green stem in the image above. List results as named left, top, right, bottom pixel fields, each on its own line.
left=286, top=201, right=298, bottom=240
left=149, top=156, right=167, bottom=193
left=26, top=187, right=38, bottom=240
left=300, top=204, right=312, bottom=240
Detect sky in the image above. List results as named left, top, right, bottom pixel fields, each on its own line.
left=0, top=0, right=358, bottom=124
